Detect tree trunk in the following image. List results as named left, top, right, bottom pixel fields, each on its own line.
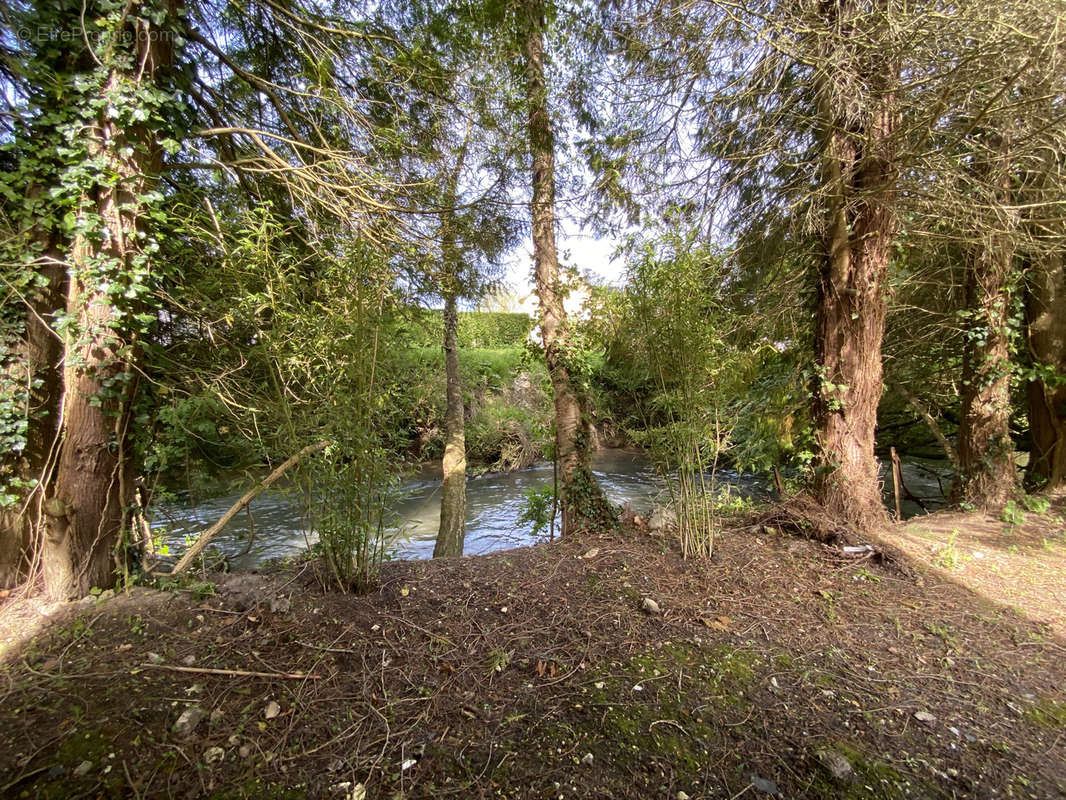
left=954, top=136, right=1018, bottom=511
left=810, top=15, right=897, bottom=529
left=1023, top=248, right=1066, bottom=490
left=0, top=233, right=67, bottom=588
left=521, top=0, right=611, bottom=535
left=435, top=289, right=467, bottom=557
left=41, top=14, right=176, bottom=599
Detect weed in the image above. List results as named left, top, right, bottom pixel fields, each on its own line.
left=853, top=567, right=881, bottom=583
left=1002, top=500, right=1026, bottom=526
left=487, top=648, right=512, bottom=673
left=1020, top=494, right=1051, bottom=515
left=933, top=530, right=961, bottom=569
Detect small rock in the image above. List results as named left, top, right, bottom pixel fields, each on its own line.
left=400, top=758, right=417, bottom=771
left=750, top=774, right=781, bottom=795
left=641, top=597, right=661, bottom=615
left=816, top=748, right=854, bottom=782
left=580, top=548, right=600, bottom=560
left=648, top=506, right=677, bottom=532
left=914, top=710, right=937, bottom=726
left=173, top=706, right=205, bottom=737
left=202, top=746, right=225, bottom=766
left=227, top=734, right=240, bottom=746
left=264, top=700, right=281, bottom=720
left=269, top=596, right=291, bottom=614
left=239, top=744, right=252, bottom=758
left=73, top=760, right=93, bottom=777
left=146, top=652, right=164, bottom=665
left=210, top=708, right=224, bottom=724
left=581, top=752, right=594, bottom=765
left=182, top=655, right=196, bottom=666
left=677, top=793, right=691, bottom=800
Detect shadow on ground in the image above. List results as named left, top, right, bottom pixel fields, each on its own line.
left=1, top=514, right=1064, bottom=799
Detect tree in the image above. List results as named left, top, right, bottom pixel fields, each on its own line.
left=435, top=133, right=472, bottom=558
left=953, top=132, right=1018, bottom=509
left=597, top=0, right=904, bottom=527
left=910, top=0, right=1066, bottom=508
left=807, top=0, right=899, bottom=526
left=0, top=0, right=428, bottom=595
left=519, top=0, right=613, bottom=534
left=1, top=0, right=185, bottom=597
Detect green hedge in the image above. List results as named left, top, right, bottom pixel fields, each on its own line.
left=404, top=310, right=534, bottom=349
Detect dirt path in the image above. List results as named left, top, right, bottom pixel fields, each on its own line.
left=0, top=521, right=1064, bottom=799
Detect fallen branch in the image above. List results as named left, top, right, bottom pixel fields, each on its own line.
left=138, top=663, right=320, bottom=680
left=891, top=383, right=958, bottom=467
left=170, top=441, right=329, bottom=575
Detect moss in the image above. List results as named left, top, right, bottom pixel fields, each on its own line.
left=807, top=739, right=914, bottom=800
left=21, top=728, right=125, bottom=800
left=55, top=727, right=112, bottom=766
left=1026, top=698, right=1066, bottom=728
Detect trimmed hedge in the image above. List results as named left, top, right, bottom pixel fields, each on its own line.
left=404, top=309, right=534, bottom=349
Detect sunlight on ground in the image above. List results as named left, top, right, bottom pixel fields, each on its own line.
left=0, top=597, right=65, bottom=663
left=896, top=501, right=1066, bottom=639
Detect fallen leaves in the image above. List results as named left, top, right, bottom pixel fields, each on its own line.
left=700, top=615, right=732, bottom=632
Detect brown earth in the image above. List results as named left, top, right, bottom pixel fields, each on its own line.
left=893, top=497, right=1066, bottom=639
left=0, top=512, right=1064, bottom=799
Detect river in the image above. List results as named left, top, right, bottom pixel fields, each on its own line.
left=151, top=449, right=951, bottom=570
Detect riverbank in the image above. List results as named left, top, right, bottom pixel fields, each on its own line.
left=2, top=506, right=1065, bottom=799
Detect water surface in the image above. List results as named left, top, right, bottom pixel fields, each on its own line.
left=152, top=449, right=949, bottom=569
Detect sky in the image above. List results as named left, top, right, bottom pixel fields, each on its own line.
left=503, top=217, right=627, bottom=302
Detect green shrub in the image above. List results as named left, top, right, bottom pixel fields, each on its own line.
left=402, top=309, right=533, bottom=349
left=519, top=485, right=558, bottom=537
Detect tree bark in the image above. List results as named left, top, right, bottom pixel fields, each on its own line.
left=520, top=0, right=611, bottom=535
left=41, top=14, right=177, bottom=599
left=954, top=135, right=1018, bottom=510
left=0, top=232, right=67, bottom=588
left=1023, top=248, right=1066, bottom=490
left=435, top=288, right=467, bottom=557
left=810, top=11, right=897, bottom=529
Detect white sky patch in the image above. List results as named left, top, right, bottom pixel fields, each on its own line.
left=504, top=217, right=626, bottom=299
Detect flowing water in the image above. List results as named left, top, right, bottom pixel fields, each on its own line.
left=151, top=449, right=951, bottom=570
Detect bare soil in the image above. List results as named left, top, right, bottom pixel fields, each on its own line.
left=1, top=512, right=1064, bottom=799
left=893, top=498, right=1066, bottom=639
